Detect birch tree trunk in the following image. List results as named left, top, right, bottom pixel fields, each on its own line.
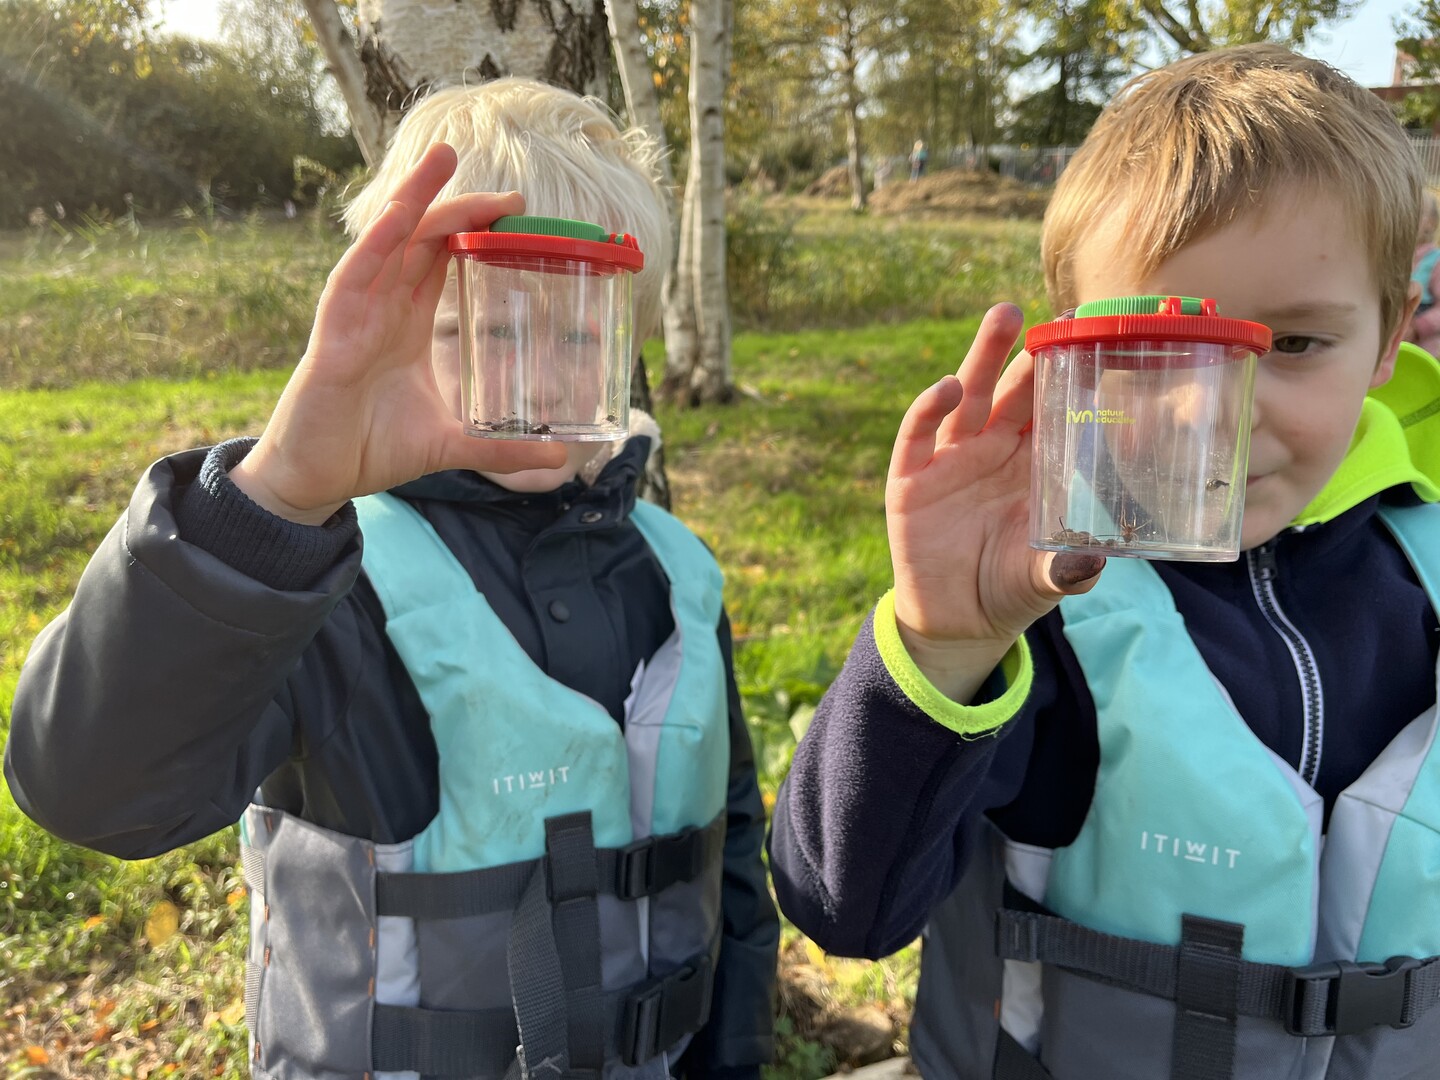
left=659, top=0, right=733, bottom=405
left=840, top=7, right=867, bottom=212
left=305, top=0, right=610, bottom=169
left=605, top=0, right=672, bottom=187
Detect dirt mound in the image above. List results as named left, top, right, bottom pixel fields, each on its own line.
left=869, top=167, right=1049, bottom=219
left=804, top=164, right=855, bottom=198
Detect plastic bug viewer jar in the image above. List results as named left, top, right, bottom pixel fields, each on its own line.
left=449, top=215, right=643, bottom=441
left=1027, top=295, right=1271, bottom=562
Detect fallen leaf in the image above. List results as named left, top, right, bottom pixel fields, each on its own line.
left=83, top=915, right=105, bottom=930
left=145, top=900, right=180, bottom=947
left=220, top=999, right=245, bottom=1025
left=91, top=1023, right=116, bottom=1044
left=225, top=887, right=247, bottom=906
left=25, top=1046, right=49, bottom=1065
left=94, top=999, right=117, bottom=1020
left=139, top=1018, right=160, bottom=1033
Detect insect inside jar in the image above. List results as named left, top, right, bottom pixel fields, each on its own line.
left=1048, top=518, right=1106, bottom=547
left=1205, top=477, right=1231, bottom=491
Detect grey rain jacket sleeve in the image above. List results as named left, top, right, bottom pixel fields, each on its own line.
left=5, top=446, right=361, bottom=858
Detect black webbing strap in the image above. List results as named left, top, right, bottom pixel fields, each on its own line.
left=992, top=1028, right=1056, bottom=1079
left=996, top=891, right=1440, bottom=1038
left=367, top=947, right=719, bottom=1077
left=1171, top=916, right=1244, bottom=1080
left=507, top=853, right=569, bottom=1080
left=372, top=1002, right=517, bottom=1076
left=546, top=814, right=607, bottom=1072
left=374, top=814, right=726, bottom=920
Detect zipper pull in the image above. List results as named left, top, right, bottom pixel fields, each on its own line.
left=1256, top=542, right=1279, bottom=581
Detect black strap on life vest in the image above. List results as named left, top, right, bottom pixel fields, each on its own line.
left=1170, top=915, right=1244, bottom=1080
left=371, top=812, right=727, bottom=921
left=992, top=883, right=1440, bottom=1078
left=364, top=810, right=720, bottom=1078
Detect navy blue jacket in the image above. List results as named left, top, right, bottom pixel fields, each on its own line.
left=769, top=491, right=1440, bottom=959
left=5, top=436, right=777, bottom=1079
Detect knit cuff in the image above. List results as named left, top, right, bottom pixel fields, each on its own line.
left=872, top=588, right=1031, bottom=736
left=175, top=437, right=359, bottom=592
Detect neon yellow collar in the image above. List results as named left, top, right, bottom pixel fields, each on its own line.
left=1293, top=343, right=1440, bottom=526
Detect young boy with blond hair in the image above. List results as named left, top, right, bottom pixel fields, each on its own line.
left=770, top=45, right=1440, bottom=1079
left=6, top=78, right=777, bottom=1080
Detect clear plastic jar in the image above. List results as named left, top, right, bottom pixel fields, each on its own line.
left=449, top=215, right=643, bottom=441
left=1028, top=296, right=1271, bottom=562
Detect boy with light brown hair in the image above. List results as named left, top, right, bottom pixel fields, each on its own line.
left=771, top=44, right=1440, bottom=1079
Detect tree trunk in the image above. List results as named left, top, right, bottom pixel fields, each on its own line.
left=687, top=0, right=733, bottom=404
left=300, top=0, right=389, bottom=165
left=660, top=168, right=702, bottom=399
left=605, top=0, right=672, bottom=187
left=841, top=18, right=867, bottom=213
left=606, top=0, right=694, bottom=503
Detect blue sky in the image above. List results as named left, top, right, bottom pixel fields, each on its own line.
left=155, top=0, right=1415, bottom=89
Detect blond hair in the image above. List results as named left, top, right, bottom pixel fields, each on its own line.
left=345, top=78, right=673, bottom=343
left=1043, top=44, right=1424, bottom=340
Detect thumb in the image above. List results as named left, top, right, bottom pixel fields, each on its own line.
left=436, top=427, right=569, bottom=476
left=1033, top=549, right=1106, bottom=599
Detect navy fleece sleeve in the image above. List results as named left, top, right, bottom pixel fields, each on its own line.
left=767, top=610, right=1029, bottom=959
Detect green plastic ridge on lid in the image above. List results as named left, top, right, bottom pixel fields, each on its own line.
left=1075, top=295, right=1207, bottom=317
left=488, top=215, right=611, bottom=242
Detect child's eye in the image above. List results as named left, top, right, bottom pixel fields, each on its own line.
left=488, top=324, right=515, bottom=341
left=1270, top=335, right=1323, bottom=355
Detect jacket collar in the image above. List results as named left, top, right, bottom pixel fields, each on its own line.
left=1294, top=343, right=1440, bottom=527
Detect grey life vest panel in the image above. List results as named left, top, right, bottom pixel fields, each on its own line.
left=238, top=492, right=732, bottom=1080
left=909, top=503, right=1440, bottom=1080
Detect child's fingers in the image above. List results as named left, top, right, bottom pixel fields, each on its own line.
left=364, top=145, right=460, bottom=295
left=941, top=303, right=1025, bottom=440
left=322, top=200, right=413, bottom=305
left=398, top=191, right=527, bottom=291
left=378, top=143, right=460, bottom=225
left=987, top=349, right=1037, bottom=432
left=889, top=375, right=964, bottom=480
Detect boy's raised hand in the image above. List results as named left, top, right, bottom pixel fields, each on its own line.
left=231, top=143, right=566, bottom=525
left=886, top=303, right=1104, bottom=702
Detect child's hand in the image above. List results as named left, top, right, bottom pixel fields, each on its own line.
left=886, top=303, right=1104, bottom=702
left=231, top=143, right=566, bottom=524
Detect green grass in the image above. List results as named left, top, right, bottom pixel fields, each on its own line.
left=0, top=206, right=1047, bottom=1077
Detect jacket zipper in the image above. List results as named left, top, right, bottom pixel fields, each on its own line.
left=1246, top=540, right=1324, bottom=787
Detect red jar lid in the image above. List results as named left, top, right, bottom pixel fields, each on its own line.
left=1025, top=295, right=1271, bottom=355
left=449, top=214, right=643, bottom=272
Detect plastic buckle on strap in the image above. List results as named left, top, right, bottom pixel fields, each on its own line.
left=615, top=838, right=655, bottom=901
left=1283, top=957, right=1421, bottom=1036
left=621, top=980, right=667, bottom=1066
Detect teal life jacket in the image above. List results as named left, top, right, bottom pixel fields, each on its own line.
left=908, top=503, right=1440, bottom=1080
left=238, top=491, right=731, bottom=1080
